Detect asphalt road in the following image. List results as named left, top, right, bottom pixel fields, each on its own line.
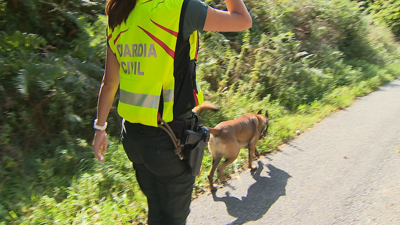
left=187, top=79, right=400, bottom=225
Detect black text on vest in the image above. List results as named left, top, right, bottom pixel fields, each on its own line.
left=117, top=43, right=158, bottom=75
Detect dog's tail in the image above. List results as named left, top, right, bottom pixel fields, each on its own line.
left=192, top=101, right=219, bottom=116
left=207, top=127, right=222, bottom=136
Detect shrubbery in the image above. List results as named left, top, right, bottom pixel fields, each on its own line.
left=199, top=0, right=400, bottom=111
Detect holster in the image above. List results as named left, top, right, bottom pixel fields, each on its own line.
left=162, top=112, right=209, bottom=176
left=183, top=126, right=210, bottom=176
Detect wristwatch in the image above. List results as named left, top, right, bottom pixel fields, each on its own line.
left=93, top=119, right=107, bottom=131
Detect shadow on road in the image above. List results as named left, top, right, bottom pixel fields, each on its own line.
left=212, top=162, right=291, bottom=225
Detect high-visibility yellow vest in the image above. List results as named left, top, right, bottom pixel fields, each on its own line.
left=107, top=0, right=204, bottom=127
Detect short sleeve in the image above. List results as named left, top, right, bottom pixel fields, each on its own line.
left=182, top=0, right=208, bottom=40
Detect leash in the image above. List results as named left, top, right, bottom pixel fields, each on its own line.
left=158, top=119, right=185, bottom=160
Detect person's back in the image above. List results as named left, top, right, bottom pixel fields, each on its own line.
left=92, top=0, right=252, bottom=224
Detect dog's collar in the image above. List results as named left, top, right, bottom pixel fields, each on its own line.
left=259, top=124, right=269, bottom=139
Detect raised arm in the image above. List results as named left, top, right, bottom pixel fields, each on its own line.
left=203, top=0, right=252, bottom=32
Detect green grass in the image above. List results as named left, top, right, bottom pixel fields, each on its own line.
left=1, top=140, right=148, bottom=224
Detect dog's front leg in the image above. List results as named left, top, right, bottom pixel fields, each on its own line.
left=248, top=145, right=258, bottom=171
left=254, top=147, right=260, bottom=157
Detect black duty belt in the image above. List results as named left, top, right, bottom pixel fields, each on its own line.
left=167, top=117, right=196, bottom=139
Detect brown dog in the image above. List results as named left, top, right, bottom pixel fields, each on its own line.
left=207, top=110, right=269, bottom=191
left=192, top=102, right=270, bottom=191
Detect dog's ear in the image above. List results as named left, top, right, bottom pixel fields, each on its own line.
left=265, top=110, right=269, bottom=118
left=257, top=110, right=262, bottom=114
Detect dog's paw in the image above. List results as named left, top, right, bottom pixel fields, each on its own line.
left=250, top=166, right=258, bottom=172
left=219, top=175, right=227, bottom=184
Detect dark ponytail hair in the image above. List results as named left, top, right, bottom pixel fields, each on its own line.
left=106, top=0, right=137, bottom=30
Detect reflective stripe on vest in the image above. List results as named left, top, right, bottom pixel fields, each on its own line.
left=120, top=90, right=159, bottom=109
left=120, top=89, right=174, bottom=109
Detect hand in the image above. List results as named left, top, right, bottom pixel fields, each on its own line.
left=92, top=130, right=108, bottom=162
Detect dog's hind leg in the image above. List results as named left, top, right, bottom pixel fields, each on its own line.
left=217, top=155, right=238, bottom=184
left=216, top=141, right=240, bottom=184
left=208, top=155, right=222, bottom=192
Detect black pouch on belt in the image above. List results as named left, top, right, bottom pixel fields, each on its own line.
left=183, top=126, right=210, bottom=176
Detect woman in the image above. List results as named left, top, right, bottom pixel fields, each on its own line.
left=92, top=0, right=251, bottom=224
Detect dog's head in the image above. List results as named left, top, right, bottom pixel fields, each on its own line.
left=257, top=110, right=269, bottom=140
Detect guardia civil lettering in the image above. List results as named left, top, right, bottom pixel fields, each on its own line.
left=116, top=43, right=158, bottom=75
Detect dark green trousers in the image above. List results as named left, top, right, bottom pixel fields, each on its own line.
left=121, top=122, right=195, bottom=225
